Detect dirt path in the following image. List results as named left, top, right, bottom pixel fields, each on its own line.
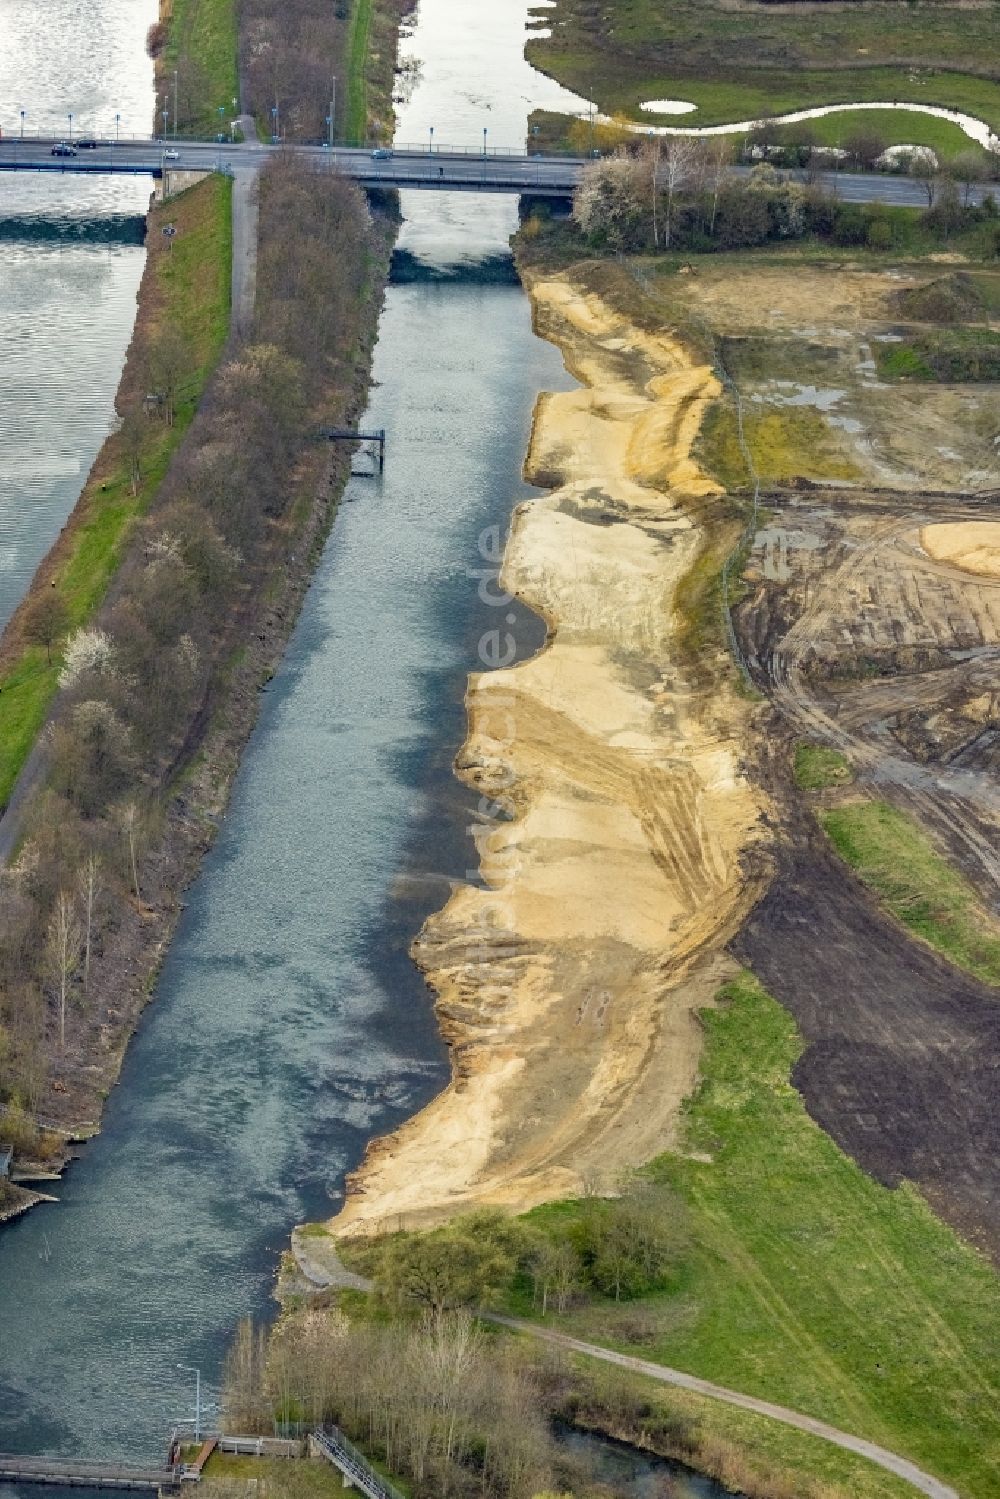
left=230, top=166, right=258, bottom=339
left=483, top=1316, right=960, bottom=1499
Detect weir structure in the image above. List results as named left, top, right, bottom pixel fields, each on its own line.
left=0, top=1430, right=405, bottom=1498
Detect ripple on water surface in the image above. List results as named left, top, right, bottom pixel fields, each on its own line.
left=0, top=0, right=582, bottom=1469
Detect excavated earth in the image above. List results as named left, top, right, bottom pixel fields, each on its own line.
left=674, top=258, right=1000, bottom=1259
left=332, top=253, right=1000, bottom=1259
left=332, top=263, right=768, bottom=1235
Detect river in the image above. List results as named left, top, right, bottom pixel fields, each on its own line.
left=0, top=0, right=155, bottom=631
left=0, top=9, right=738, bottom=1498
left=0, top=0, right=581, bottom=1465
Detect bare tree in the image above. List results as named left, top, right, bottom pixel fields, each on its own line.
left=117, top=802, right=142, bottom=900
left=660, top=136, right=699, bottom=250
left=149, top=328, right=190, bottom=427
left=77, top=854, right=101, bottom=990
left=911, top=154, right=938, bottom=207
left=704, top=136, right=734, bottom=237
left=47, top=891, right=82, bottom=1050
left=950, top=149, right=989, bottom=206
left=22, top=591, right=69, bottom=665
left=118, top=403, right=147, bottom=497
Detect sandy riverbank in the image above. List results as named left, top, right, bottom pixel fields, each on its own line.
left=331, top=263, right=769, bottom=1237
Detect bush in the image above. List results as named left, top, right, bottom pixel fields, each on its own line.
left=866, top=217, right=893, bottom=251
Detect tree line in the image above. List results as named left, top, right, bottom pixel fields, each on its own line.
left=0, top=159, right=391, bottom=1149
left=565, top=138, right=1000, bottom=256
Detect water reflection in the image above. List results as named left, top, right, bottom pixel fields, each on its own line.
left=0, top=0, right=583, bottom=1472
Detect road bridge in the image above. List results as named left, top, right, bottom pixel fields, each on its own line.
left=0, top=136, right=584, bottom=196
left=4, top=134, right=994, bottom=207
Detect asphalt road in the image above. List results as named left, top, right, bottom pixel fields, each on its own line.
left=0, top=135, right=586, bottom=195
left=2, top=134, right=997, bottom=205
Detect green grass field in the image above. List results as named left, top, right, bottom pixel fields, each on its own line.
left=822, top=798, right=1000, bottom=984
left=0, top=177, right=231, bottom=808
left=345, top=0, right=374, bottom=144
left=165, top=0, right=240, bottom=137
left=793, top=744, right=853, bottom=791
left=513, top=973, right=1000, bottom=1499
left=528, top=0, right=1000, bottom=157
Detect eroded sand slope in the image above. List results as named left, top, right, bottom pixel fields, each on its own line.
left=332, top=267, right=765, bottom=1236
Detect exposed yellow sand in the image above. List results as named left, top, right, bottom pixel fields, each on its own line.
left=921, top=522, right=1000, bottom=579
left=330, top=267, right=767, bottom=1237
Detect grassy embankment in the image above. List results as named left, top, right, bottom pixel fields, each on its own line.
left=0, top=177, right=231, bottom=809
left=527, top=0, right=1000, bottom=157
left=159, top=0, right=240, bottom=136
left=342, top=0, right=411, bottom=144
left=823, top=798, right=1000, bottom=984
left=792, top=744, right=853, bottom=792
left=504, top=972, right=1000, bottom=1499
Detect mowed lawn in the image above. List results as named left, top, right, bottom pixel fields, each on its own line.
left=518, top=974, right=1000, bottom=1499
left=0, top=177, right=231, bottom=808
left=164, top=0, right=239, bottom=135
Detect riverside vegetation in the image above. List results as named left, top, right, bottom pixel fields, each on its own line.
left=293, top=121, right=1000, bottom=1499
left=0, top=158, right=395, bottom=1185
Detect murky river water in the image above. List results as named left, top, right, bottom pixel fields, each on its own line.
left=0, top=0, right=155, bottom=630
left=0, top=0, right=576, bottom=1463
left=0, top=9, right=734, bottom=1498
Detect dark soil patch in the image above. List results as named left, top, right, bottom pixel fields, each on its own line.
left=732, top=839, right=1000, bottom=1260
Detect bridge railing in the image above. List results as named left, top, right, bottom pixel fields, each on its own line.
left=312, top=1427, right=405, bottom=1499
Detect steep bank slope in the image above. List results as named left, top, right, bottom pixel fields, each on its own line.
left=333, top=262, right=768, bottom=1236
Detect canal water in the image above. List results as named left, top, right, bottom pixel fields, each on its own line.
left=0, top=7, right=744, bottom=1497
left=0, top=0, right=155, bottom=630
left=0, top=0, right=582, bottom=1467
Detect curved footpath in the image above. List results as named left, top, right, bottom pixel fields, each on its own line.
left=484, top=1316, right=959, bottom=1499
left=289, top=1237, right=957, bottom=1499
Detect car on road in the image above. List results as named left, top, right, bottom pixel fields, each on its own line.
left=50, top=142, right=77, bottom=157
left=371, top=147, right=393, bottom=160
left=76, top=138, right=99, bottom=149
left=163, top=148, right=180, bottom=160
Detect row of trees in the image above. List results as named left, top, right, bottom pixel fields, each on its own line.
left=365, top=1188, right=689, bottom=1320
left=572, top=142, right=1000, bottom=254
left=226, top=1310, right=562, bottom=1498
left=0, top=160, right=386, bottom=1135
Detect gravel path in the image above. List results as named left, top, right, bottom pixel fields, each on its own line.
left=482, top=1315, right=959, bottom=1499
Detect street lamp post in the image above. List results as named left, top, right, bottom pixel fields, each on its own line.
left=330, top=78, right=336, bottom=146
left=19, top=109, right=25, bottom=141
left=429, top=125, right=434, bottom=154
left=115, top=111, right=120, bottom=142
left=177, top=1364, right=202, bottom=1442
left=67, top=112, right=73, bottom=141
left=162, top=106, right=169, bottom=138
left=483, top=125, right=487, bottom=156
left=271, top=104, right=279, bottom=143
left=173, top=69, right=178, bottom=138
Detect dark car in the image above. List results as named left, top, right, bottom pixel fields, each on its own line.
left=76, top=138, right=99, bottom=149
left=50, top=142, right=78, bottom=157
left=371, top=147, right=393, bottom=160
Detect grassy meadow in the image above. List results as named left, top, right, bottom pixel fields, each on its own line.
left=512, top=973, right=1000, bottom=1498
left=823, top=798, right=1000, bottom=984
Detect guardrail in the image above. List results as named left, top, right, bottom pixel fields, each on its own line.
left=312, top=1428, right=405, bottom=1499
